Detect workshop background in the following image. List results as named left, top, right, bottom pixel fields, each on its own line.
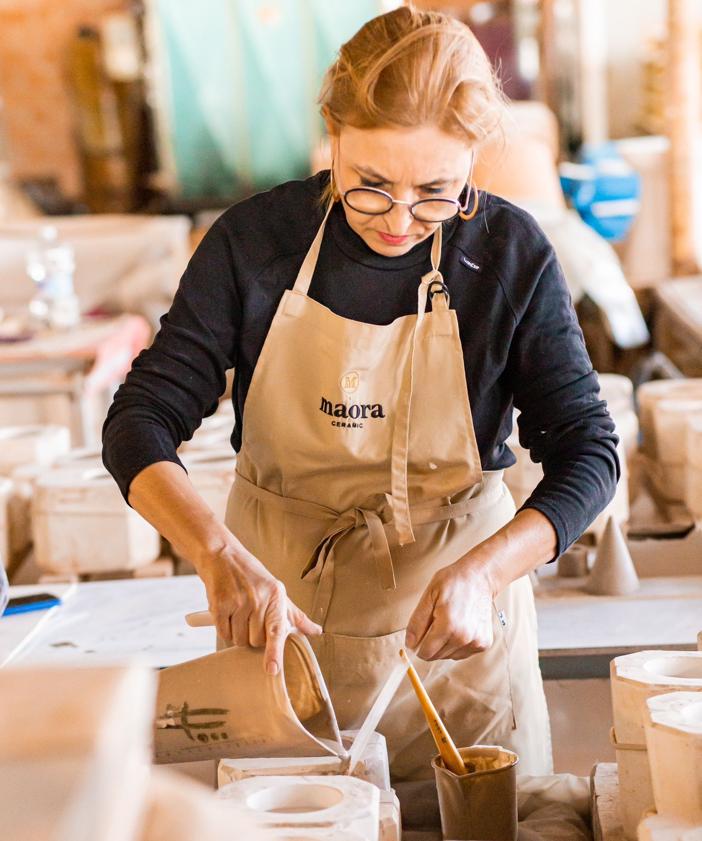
left=1, top=2, right=702, bottom=841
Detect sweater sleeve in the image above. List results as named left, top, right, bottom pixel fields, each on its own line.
left=102, top=219, right=240, bottom=501
left=505, top=247, right=620, bottom=557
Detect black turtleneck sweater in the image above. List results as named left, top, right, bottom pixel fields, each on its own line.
left=102, top=171, right=619, bottom=556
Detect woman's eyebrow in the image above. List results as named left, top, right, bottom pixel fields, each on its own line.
left=353, top=165, right=451, bottom=187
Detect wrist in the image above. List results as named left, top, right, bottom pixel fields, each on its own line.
left=190, top=526, right=244, bottom=575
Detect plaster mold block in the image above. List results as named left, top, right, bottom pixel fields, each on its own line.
left=218, top=729, right=390, bottom=791
left=611, top=651, right=702, bottom=839
left=686, top=416, right=702, bottom=520
left=0, top=664, right=155, bottom=841
left=32, top=466, right=161, bottom=574
left=10, top=448, right=103, bottom=561
left=138, top=768, right=266, bottom=841
left=0, top=424, right=71, bottom=475
left=638, top=380, right=702, bottom=458
left=638, top=814, right=702, bottom=841
left=217, top=775, right=380, bottom=841
left=645, top=692, right=702, bottom=824
left=0, top=477, right=11, bottom=567
left=379, top=788, right=401, bottom=841
left=586, top=516, right=639, bottom=596
left=653, top=400, right=702, bottom=502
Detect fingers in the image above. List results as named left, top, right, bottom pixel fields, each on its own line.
left=288, top=601, right=322, bottom=636
left=263, top=587, right=288, bottom=676
left=248, top=602, right=267, bottom=648
left=414, top=604, right=493, bottom=662
left=405, top=586, right=435, bottom=650
left=230, top=605, right=251, bottom=647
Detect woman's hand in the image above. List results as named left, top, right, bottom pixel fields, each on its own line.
left=197, top=543, right=322, bottom=675
left=404, top=508, right=558, bottom=661
left=404, top=550, right=495, bottom=661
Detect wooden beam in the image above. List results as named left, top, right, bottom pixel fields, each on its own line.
left=667, top=0, right=702, bottom=276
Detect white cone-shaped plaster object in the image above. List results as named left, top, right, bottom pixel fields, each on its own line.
left=586, top=516, right=639, bottom=595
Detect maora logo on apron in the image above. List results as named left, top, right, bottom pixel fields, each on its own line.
left=318, top=369, right=387, bottom=430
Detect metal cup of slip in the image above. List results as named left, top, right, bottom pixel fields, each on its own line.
left=432, top=744, right=519, bottom=841
left=154, top=632, right=345, bottom=764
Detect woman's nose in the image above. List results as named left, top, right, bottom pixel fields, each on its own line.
left=386, top=200, right=414, bottom=233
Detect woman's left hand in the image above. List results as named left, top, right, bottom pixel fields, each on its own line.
left=405, top=550, right=496, bottom=661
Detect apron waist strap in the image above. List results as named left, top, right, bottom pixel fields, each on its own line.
left=232, top=471, right=506, bottom=625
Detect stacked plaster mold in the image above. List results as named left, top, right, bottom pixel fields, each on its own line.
left=32, top=466, right=161, bottom=575
left=0, top=425, right=70, bottom=563
left=611, top=651, right=702, bottom=839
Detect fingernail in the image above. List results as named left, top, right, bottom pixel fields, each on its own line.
left=266, top=661, right=279, bottom=676
left=405, top=632, right=416, bottom=648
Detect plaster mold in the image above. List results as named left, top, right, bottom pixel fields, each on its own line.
left=0, top=425, right=70, bottom=475
left=637, top=380, right=702, bottom=459
left=217, top=775, right=379, bottom=841
left=379, top=788, right=401, bottom=841
left=0, top=664, right=155, bottom=841
left=638, top=814, right=702, bottom=841
left=586, top=516, right=639, bottom=596
left=686, top=416, right=702, bottom=520
left=611, top=651, right=702, bottom=839
left=653, top=400, right=702, bottom=502
left=10, top=447, right=103, bottom=560
left=218, top=729, right=390, bottom=791
left=645, top=692, right=702, bottom=824
left=32, top=466, right=161, bottom=574
left=0, top=477, right=11, bottom=568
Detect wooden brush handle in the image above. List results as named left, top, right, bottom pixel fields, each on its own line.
left=400, top=649, right=467, bottom=775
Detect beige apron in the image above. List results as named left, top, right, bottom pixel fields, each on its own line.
left=225, top=204, right=552, bottom=780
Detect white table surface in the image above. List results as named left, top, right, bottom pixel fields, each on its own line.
left=534, top=573, right=702, bottom=656
left=3, top=574, right=701, bottom=669
left=2, top=576, right=214, bottom=668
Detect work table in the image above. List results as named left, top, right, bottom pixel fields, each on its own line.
left=3, top=573, right=702, bottom=671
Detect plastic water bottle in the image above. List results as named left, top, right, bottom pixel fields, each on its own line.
left=26, top=225, right=81, bottom=329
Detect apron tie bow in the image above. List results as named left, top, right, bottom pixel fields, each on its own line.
left=301, top=505, right=396, bottom=625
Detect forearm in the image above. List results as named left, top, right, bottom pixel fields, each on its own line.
left=469, top=508, right=558, bottom=597
left=127, top=461, right=243, bottom=573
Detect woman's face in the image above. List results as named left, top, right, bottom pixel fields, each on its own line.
left=330, top=124, right=473, bottom=257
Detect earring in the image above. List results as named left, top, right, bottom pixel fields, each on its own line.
left=459, top=183, right=479, bottom=221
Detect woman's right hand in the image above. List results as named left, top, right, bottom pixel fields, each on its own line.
left=196, top=542, right=322, bottom=676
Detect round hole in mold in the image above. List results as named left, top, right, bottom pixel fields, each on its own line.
left=644, top=656, right=702, bottom=680
left=681, top=701, right=702, bottom=726
left=246, top=782, right=343, bottom=814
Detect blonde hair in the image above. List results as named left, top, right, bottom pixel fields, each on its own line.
left=318, top=5, right=507, bottom=206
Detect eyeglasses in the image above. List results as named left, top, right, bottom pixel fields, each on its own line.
left=342, top=187, right=469, bottom=223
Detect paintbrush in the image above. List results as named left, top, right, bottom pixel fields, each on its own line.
left=399, top=648, right=468, bottom=775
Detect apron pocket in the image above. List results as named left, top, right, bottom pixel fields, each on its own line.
left=310, top=629, right=407, bottom=731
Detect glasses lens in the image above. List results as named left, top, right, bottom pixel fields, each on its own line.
left=344, top=188, right=393, bottom=215
left=412, top=199, right=459, bottom=223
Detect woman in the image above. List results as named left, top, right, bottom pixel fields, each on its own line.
left=103, top=7, right=618, bottom=780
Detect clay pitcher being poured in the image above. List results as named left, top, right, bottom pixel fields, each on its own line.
left=153, top=632, right=344, bottom=764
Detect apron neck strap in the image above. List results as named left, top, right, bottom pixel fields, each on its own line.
left=292, top=205, right=445, bottom=299
left=293, top=200, right=334, bottom=296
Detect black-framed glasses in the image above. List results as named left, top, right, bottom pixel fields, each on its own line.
left=342, top=186, right=468, bottom=223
